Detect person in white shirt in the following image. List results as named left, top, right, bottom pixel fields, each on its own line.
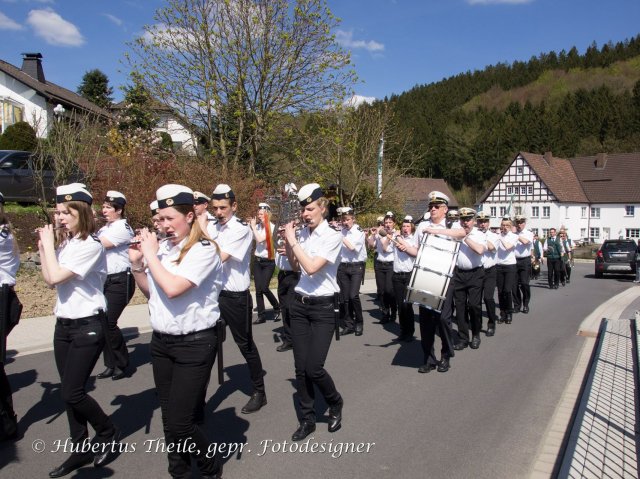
left=283, top=183, right=344, bottom=442
left=95, top=191, right=135, bottom=381
left=129, top=184, right=224, bottom=479
left=0, top=192, right=20, bottom=442
left=392, top=216, right=418, bottom=341
left=367, top=212, right=397, bottom=323
left=476, top=212, right=500, bottom=337
left=496, top=217, right=519, bottom=324
left=193, top=191, right=215, bottom=232
left=209, top=184, right=266, bottom=415
left=337, top=207, right=366, bottom=336
left=249, top=203, right=280, bottom=324
left=38, top=184, right=120, bottom=477
left=513, top=215, right=533, bottom=314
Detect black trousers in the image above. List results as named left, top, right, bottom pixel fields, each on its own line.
left=561, top=260, right=571, bottom=283
left=548, top=258, right=562, bottom=288
left=102, top=270, right=135, bottom=369
left=496, top=264, right=516, bottom=314
left=337, top=262, right=365, bottom=329
left=454, top=267, right=484, bottom=342
left=418, top=282, right=455, bottom=367
left=513, top=257, right=531, bottom=309
left=290, top=298, right=341, bottom=424
left=53, top=317, right=115, bottom=445
left=482, top=266, right=498, bottom=328
left=277, top=270, right=300, bottom=344
left=374, top=260, right=395, bottom=316
left=219, top=291, right=265, bottom=393
left=151, top=329, right=221, bottom=478
left=392, top=272, right=414, bottom=336
left=253, top=259, right=279, bottom=317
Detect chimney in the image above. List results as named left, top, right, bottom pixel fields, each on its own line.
left=543, top=151, right=553, bottom=164
left=594, top=153, right=607, bottom=169
left=21, top=52, right=45, bottom=83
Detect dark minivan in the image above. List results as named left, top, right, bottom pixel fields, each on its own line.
left=594, top=239, right=638, bottom=278
left=0, top=150, right=59, bottom=204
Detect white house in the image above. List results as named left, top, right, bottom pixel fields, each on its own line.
left=477, top=151, right=640, bottom=244
left=0, top=53, right=110, bottom=137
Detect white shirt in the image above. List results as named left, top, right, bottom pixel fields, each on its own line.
left=393, top=233, right=418, bottom=273
left=98, top=219, right=134, bottom=274
left=0, top=228, right=19, bottom=285
left=515, top=228, right=534, bottom=259
left=254, top=221, right=275, bottom=259
left=482, top=230, right=500, bottom=269
left=54, top=235, right=107, bottom=318
left=295, top=220, right=342, bottom=297
left=341, top=224, right=366, bottom=263
left=276, top=251, right=293, bottom=272
left=147, top=238, right=222, bottom=335
left=374, top=233, right=394, bottom=262
left=208, top=216, right=253, bottom=291
left=457, top=227, right=486, bottom=270
left=497, top=231, right=519, bottom=265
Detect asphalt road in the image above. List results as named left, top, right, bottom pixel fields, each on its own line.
left=0, top=263, right=634, bottom=478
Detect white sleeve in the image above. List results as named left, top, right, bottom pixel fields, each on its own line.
left=60, top=238, right=104, bottom=279
left=317, top=230, right=342, bottom=264
left=174, top=242, right=219, bottom=287
left=100, top=221, right=133, bottom=247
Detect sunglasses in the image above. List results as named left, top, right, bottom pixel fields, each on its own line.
left=428, top=204, right=443, bottom=210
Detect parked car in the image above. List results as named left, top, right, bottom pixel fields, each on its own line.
left=0, top=150, right=83, bottom=204
left=594, top=239, right=638, bottom=278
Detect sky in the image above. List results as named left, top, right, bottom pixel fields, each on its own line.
left=1, top=0, right=639, bottom=105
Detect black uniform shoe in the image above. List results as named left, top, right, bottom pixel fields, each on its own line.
left=418, top=363, right=437, bottom=373
left=328, top=398, right=343, bottom=433
left=111, top=368, right=126, bottom=381
left=505, top=313, right=513, bottom=324
left=273, top=309, right=282, bottom=322
left=94, top=427, right=122, bottom=467
left=276, top=342, right=293, bottom=352
left=513, top=305, right=521, bottom=313
left=437, top=358, right=451, bottom=373
left=453, top=341, right=468, bottom=351
left=96, top=367, right=114, bottom=379
left=498, top=312, right=506, bottom=324
left=486, top=325, right=495, bottom=337
left=241, top=392, right=267, bottom=414
left=470, top=336, right=481, bottom=349
left=522, top=306, right=529, bottom=314
left=49, top=452, right=93, bottom=477
left=291, top=422, right=316, bottom=441
left=340, top=327, right=355, bottom=335
left=354, top=324, right=363, bottom=336
left=253, top=315, right=266, bottom=325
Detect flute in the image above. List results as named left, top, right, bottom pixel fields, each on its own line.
left=32, top=226, right=66, bottom=234
left=128, top=233, right=175, bottom=245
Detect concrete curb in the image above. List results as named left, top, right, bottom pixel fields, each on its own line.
left=577, top=285, right=640, bottom=337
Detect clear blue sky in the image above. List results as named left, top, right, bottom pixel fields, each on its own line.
left=1, top=0, right=639, bottom=103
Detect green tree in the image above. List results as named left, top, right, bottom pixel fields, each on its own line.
left=77, top=69, right=113, bottom=109
left=118, top=74, right=157, bottom=132
left=0, top=121, right=37, bottom=151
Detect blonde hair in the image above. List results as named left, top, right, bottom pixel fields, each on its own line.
left=171, top=204, right=219, bottom=265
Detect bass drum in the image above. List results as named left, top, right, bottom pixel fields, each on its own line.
left=405, top=233, right=460, bottom=312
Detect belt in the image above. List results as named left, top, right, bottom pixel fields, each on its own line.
left=255, top=257, right=275, bottom=263
left=57, top=314, right=100, bottom=327
left=294, top=293, right=334, bottom=305
left=393, top=271, right=412, bottom=277
left=280, top=270, right=299, bottom=276
left=457, top=266, right=482, bottom=272
left=375, top=259, right=393, bottom=264
left=483, top=265, right=496, bottom=271
left=220, top=290, right=249, bottom=298
left=153, top=327, right=217, bottom=342
left=107, top=270, right=130, bottom=279
left=515, top=256, right=530, bottom=260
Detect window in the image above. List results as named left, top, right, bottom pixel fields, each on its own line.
left=527, top=186, right=533, bottom=195
left=627, top=229, right=640, bottom=239
left=514, top=206, right=522, bottom=215
left=581, top=207, right=587, bottom=218
left=625, top=206, right=635, bottom=217
left=490, top=207, right=496, bottom=217
left=520, top=186, right=527, bottom=195
left=507, top=186, right=513, bottom=195
left=542, top=228, right=550, bottom=238
left=542, top=206, right=550, bottom=218
left=500, top=207, right=507, bottom=217
left=565, top=206, right=570, bottom=219
left=580, top=228, right=587, bottom=239
left=1, top=100, right=24, bottom=133
left=517, top=166, right=523, bottom=175
left=531, top=228, right=538, bottom=236
left=590, top=227, right=600, bottom=240
left=590, top=207, right=600, bottom=218
left=531, top=206, right=539, bottom=218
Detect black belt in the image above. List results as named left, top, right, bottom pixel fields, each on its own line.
left=375, top=259, right=393, bottom=264
left=220, top=289, right=249, bottom=298
left=255, top=257, right=275, bottom=263
left=343, top=261, right=365, bottom=266
left=280, top=270, right=299, bottom=276
left=294, top=293, right=334, bottom=305
left=516, top=256, right=530, bottom=261
left=393, top=271, right=411, bottom=277
left=107, top=270, right=130, bottom=278
left=57, top=314, right=100, bottom=327
left=457, top=266, right=482, bottom=272
left=153, top=327, right=216, bottom=342
left=483, top=265, right=496, bottom=271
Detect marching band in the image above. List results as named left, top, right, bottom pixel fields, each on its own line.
left=3, top=180, right=569, bottom=478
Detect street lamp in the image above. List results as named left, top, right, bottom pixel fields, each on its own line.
left=53, top=103, right=65, bottom=121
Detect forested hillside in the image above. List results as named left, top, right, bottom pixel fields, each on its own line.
left=382, top=35, right=640, bottom=203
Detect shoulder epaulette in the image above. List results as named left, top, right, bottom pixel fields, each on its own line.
left=200, top=238, right=211, bottom=246
left=237, top=218, right=248, bottom=226
left=91, top=234, right=101, bottom=242
left=0, top=226, right=8, bottom=239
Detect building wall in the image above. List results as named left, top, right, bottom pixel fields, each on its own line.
left=0, top=73, right=49, bottom=136
left=157, top=113, right=197, bottom=155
